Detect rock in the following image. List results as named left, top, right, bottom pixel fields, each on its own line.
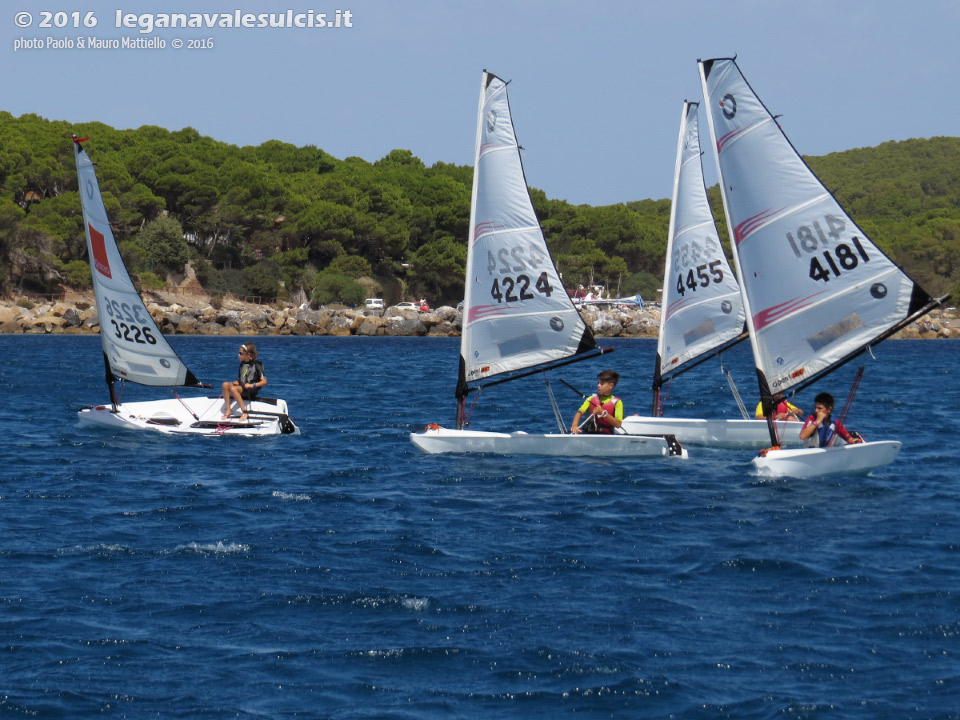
left=590, top=311, right=623, bottom=337
left=236, top=319, right=260, bottom=334
left=427, top=321, right=458, bottom=337
left=216, top=310, right=243, bottom=328
left=2, top=291, right=955, bottom=340
left=289, top=319, right=312, bottom=336
left=418, top=311, right=441, bottom=329
left=385, top=316, right=427, bottom=336
left=356, top=320, right=385, bottom=336
left=195, top=322, right=225, bottom=335
left=434, top=306, right=459, bottom=323
left=81, top=308, right=99, bottom=329
left=62, top=308, right=82, bottom=327
left=327, top=316, right=353, bottom=336
left=355, top=316, right=385, bottom=334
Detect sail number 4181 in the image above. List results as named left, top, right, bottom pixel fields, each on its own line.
left=785, top=215, right=871, bottom=282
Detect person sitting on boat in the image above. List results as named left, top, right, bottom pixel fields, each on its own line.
left=755, top=393, right=803, bottom=421
left=799, top=392, right=863, bottom=448
left=570, top=370, right=623, bottom=434
left=222, top=343, right=267, bottom=422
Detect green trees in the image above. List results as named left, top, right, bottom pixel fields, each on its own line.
left=0, top=110, right=956, bottom=307
left=311, top=270, right=366, bottom=306
left=407, top=235, right=467, bottom=301
left=137, top=216, right=190, bottom=276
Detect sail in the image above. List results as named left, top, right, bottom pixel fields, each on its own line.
left=655, top=101, right=745, bottom=389
left=698, top=58, right=938, bottom=399
left=457, top=71, right=596, bottom=397
left=74, top=137, right=201, bottom=388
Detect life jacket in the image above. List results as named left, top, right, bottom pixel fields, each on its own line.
left=587, top=394, right=620, bottom=434
left=755, top=399, right=800, bottom=419
left=238, top=360, right=264, bottom=387
left=803, top=417, right=843, bottom=447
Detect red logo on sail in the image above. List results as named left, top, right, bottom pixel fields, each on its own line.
left=89, top=224, right=112, bottom=278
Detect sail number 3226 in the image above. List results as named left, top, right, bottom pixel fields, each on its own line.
left=104, top=296, right=158, bottom=345
left=785, top=214, right=870, bottom=282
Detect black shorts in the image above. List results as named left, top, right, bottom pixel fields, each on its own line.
left=240, top=387, right=259, bottom=401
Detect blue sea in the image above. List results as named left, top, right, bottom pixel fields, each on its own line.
left=1, top=335, right=958, bottom=719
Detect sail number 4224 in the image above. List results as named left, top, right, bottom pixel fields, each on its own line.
left=786, top=215, right=871, bottom=282
left=487, top=248, right=554, bottom=303
left=491, top=272, right=553, bottom=303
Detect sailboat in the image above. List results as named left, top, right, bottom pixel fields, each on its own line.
left=410, top=71, right=685, bottom=457
left=73, top=136, right=299, bottom=436
left=621, top=100, right=803, bottom=448
left=697, top=57, right=947, bottom=477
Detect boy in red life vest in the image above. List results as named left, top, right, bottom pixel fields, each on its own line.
left=570, top=370, right=623, bottom=434
left=799, top=391, right=864, bottom=447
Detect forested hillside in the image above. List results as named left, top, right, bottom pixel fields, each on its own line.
left=1, top=111, right=957, bottom=305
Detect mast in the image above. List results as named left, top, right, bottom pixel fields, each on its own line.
left=697, top=59, right=769, bottom=439
left=652, top=101, right=689, bottom=415
left=103, top=351, right=119, bottom=412
left=455, top=71, right=489, bottom=428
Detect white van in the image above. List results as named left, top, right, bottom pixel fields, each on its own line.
left=364, top=298, right=384, bottom=311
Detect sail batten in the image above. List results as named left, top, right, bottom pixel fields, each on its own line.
left=458, top=71, right=597, bottom=395
left=74, top=137, right=201, bottom=389
left=698, top=57, right=946, bottom=403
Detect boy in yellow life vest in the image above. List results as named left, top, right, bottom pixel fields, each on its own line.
left=754, top=392, right=802, bottom=421
left=570, top=369, right=623, bottom=434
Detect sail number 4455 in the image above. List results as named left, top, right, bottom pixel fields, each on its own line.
left=786, top=215, right=871, bottom=282
left=675, top=260, right=724, bottom=297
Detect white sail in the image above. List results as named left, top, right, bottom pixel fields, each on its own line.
left=697, top=58, right=937, bottom=399
left=74, top=137, right=200, bottom=388
left=458, top=72, right=595, bottom=396
left=655, top=100, right=745, bottom=389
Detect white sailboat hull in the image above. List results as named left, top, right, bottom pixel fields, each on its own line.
left=620, top=415, right=805, bottom=449
left=410, top=427, right=686, bottom=458
left=751, top=441, right=901, bottom=478
left=78, top=396, right=299, bottom=436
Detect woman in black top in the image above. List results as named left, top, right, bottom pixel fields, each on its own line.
left=221, top=343, right=267, bottom=421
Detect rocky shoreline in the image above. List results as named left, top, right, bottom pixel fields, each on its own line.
left=0, top=289, right=956, bottom=339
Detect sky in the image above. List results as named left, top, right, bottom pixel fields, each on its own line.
left=2, top=0, right=957, bottom=206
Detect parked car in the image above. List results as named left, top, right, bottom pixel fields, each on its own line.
left=364, top=298, right=384, bottom=310
left=395, top=301, right=420, bottom=312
